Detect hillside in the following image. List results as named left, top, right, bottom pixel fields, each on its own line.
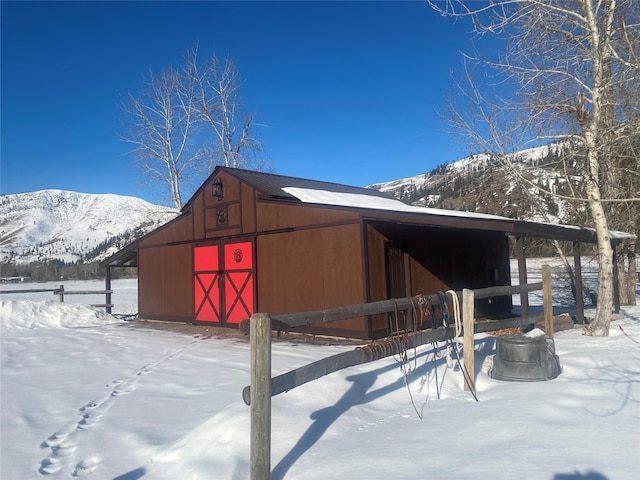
left=0, top=190, right=178, bottom=265
left=369, top=143, right=585, bottom=226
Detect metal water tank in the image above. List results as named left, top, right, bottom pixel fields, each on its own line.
left=490, top=331, right=561, bottom=381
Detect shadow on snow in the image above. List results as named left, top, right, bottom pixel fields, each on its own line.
left=271, top=336, right=496, bottom=479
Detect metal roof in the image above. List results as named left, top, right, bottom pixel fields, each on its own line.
left=210, top=166, right=393, bottom=201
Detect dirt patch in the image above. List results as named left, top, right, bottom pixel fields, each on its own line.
left=133, top=319, right=248, bottom=340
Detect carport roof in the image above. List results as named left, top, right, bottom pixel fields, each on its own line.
left=278, top=184, right=634, bottom=244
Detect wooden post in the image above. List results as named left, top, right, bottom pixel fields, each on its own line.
left=462, top=289, right=475, bottom=392
left=612, top=247, right=621, bottom=313
left=250, top=313, right=271, bottom=480
left=105, top=268, right=112, bottom=315
left=573, top=241, right=585, bottom=324
left=542, top=265, right=554, bottom=339
left=516, top=236, right=529, bottom=316
left=628, top=241, right=637, bottom=306
left=58, top=285, right=64, bottom=303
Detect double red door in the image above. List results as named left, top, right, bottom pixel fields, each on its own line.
left=193, top=241, right=254, bottom=325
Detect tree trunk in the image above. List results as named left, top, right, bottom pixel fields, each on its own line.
left=583, top=184, right=614, bottom=336
left=580, top=0, right=616, bottom=336
left=582, top=90, right=613, bottom=336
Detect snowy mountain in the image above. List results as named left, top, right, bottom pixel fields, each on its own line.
left=368, top=143, right=581, bottom=225
left=0, top=190, right=178, bottom=264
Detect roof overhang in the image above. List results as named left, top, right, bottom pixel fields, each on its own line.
left=100, top=241, right=139, bottom=268
left=282, top=187, right=635, bottom=245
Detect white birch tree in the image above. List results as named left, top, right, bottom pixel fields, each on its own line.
left=429, top=0, right=640, bottom=336
left=186, top=49, right=264, bottom=171
left=120, top=66, right=203, bottom=209
left=120, top=47, right=265, bottom=209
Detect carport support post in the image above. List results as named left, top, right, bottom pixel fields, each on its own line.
left=516, top=236, right=530, bottom=316
left=462, top=289, right=475, bottom=392
left=573, top=241, right=585, bottom=324
left=250, top=313, right=271, bottom=480
left=542, top=264, right=554, bottom=339
left=105, top=267, right=112, bottom=315
left=612, top=248, right=621, bottom=313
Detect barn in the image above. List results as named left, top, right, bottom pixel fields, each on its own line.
left=102, top=166, right=629, bottom=340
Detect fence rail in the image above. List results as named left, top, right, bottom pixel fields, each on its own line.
left=238, top=282, right=543, bottom=334
left=245, top=266, right=553, bottom=480
left=0, top=284, right=114, bottom=312
left=0, top=288, right=58, bottom=294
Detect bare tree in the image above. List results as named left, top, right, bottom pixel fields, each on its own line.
left=120, top=66, right=203, bottom=209
left=186, top=49, right=264, bottom=171
left=429, top=0, right=640, bottom=336
left=120, top=47, right=265, bottom=209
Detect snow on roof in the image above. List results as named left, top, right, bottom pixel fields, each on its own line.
left=282, top=186, right=636, bottom=241
left=282, top=186, right=511, bottom=221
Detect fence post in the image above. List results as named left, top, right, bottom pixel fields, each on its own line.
left=250, top=313, right=271, bottom=480
left=542, top=264, right=554, bottom=339
left=572, top=242, right=585, bottom=324
left=58, top=285, right=64, bottom=303
left=105, top=269, right=112, bottom=315
left=462, top=289, right=475, bottom=392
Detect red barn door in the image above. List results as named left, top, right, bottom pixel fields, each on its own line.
left=223, top=242, right=254, bottom=325
left=194, top=245, right=221, bottom=322
left=193, top=241, right=254, bottom=325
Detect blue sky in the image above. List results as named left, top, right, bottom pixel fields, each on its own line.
left=1, top=1, right=490, bottom=206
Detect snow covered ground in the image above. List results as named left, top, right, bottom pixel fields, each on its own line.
left=1, top=261, right=639, bottom=479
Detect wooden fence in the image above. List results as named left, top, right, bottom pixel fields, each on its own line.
left=241, top=265, right=553, bottom=480
left=0, top=284, right=114, bottom=312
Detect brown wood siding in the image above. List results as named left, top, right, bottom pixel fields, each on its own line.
left=138, top=243, right=193, bottom=321
left=204, top=202, right=242, bottom=237
left=138, top=213, right=194, bottom=247
left=256, top=201, right=360, bottom=231
left=201, top=171, right=243, bottom=238
left=203, top=171, right=241, bottom=208
left=256, top=223, right=366, bottom=335
left=365, top=224, right=389, bottom=336
left=191, top=190, right=205, bottom=240
left=241, top=183, right=257, bottom=233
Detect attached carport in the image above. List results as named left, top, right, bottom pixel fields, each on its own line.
left=509, top=219, right=634, bottom=323
left=356, top=204, right=634, bottom=324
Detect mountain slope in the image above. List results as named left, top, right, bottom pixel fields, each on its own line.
left=0, top=190, right=178, bottom=264
left=368, top=143, right=584, bottom=226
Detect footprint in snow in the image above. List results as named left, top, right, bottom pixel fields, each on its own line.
left=72, top=456, right=101, bottom=477
left=39, top=456, right=63, bottom=475
left=38, top=430, right=78, bottom=475
left=38, top=342, right=200, bottom=476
